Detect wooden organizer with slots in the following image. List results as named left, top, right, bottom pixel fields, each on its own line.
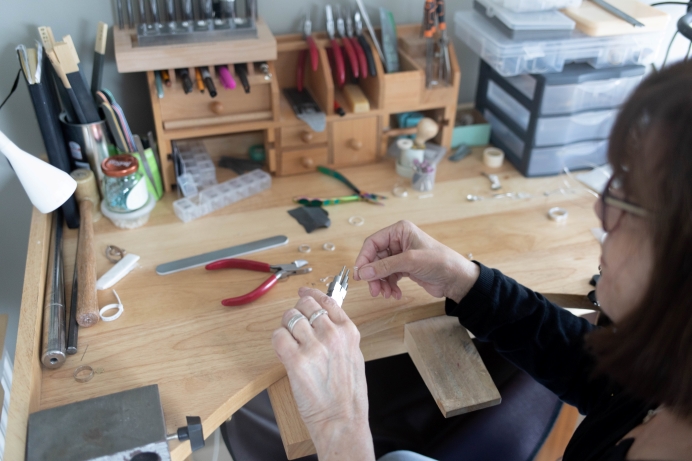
left=114, top=20, right=461, bottom=191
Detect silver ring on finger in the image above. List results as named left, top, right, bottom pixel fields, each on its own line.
left=287, top=314, right=307, bottom=336
left=309, top=309, right=329, bottom=326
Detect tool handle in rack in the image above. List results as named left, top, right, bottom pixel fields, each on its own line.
left=306, top=36, right=319, bottom=71
left=206, top=258, right=272, bottom=272
left=424, top=0, right=436, bottom=38
left=357, top=34, right=377, bottom=76
left=221, top=274, right=279, bottom=306
left=341, top=38, right=359, bottom=78
left=436, top=0, right=446, bottom=30
left=76, top=200, right=99, bottom=327
left=296, top=49, right=307, bottom=92
left=329, top=39, right=346, bottom=87
left=351, top=38, right=368, bottom=79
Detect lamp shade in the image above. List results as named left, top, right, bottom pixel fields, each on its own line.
left=0, top=129, right=77, bottom=214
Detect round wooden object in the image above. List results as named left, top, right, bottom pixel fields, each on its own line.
left=300, top=131, right=313, bottom=143
left=349, top=139, right=363, bottom=151
left=210, top=101, right=224, bottom=115
left=301, top=157, right=314, bottom=169
left=414, top=118, right=439, bottom=148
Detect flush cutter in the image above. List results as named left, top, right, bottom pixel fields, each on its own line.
left=296, top=12, right=319, bottom=92
left=327, top=266, right=349, bottom=307
left=325, top=5, right=346, bottom=87
left=206, top=259, right=312, bottom=306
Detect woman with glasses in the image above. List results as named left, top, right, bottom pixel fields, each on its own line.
left=272, top=61, right=692, bottom=461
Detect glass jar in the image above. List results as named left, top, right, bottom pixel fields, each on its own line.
left=101, top=154, right=149, bottom=212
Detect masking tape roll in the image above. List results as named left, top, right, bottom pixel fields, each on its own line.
left=483, top=147, right=505, bottom=168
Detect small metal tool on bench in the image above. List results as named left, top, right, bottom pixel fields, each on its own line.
left=327, top=266, right=349, bottom=307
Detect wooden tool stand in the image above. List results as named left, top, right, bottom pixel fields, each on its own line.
left=115, top=21, right=460, bottom=192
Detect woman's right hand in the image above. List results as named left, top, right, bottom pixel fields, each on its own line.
left=353, top=220, right=480, bottom=303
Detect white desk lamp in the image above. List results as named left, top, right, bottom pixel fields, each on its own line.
left=0, top=129, right=77, bottom=214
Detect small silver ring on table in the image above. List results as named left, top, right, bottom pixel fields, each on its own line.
left=309, top=309, right=329, bottom=326
left=298, top=244, right=311, bottom=253
left=548, top=207, right=569, bottom=223
left=105, top=245, right=127, bottom=263
left=392, top=186, right=408, bottom=198
left=99, top=290, right=124, bottom=322
left=287, top=314, right=307, bottom=335
left=323, top=242, right=336, bottom=251
left=348, top=216, right=365, bottom=226
left=73, top=365, right=94, bottom=383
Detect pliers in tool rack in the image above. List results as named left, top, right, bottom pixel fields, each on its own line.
left=297, top=12, right=319, bottom=92
left=354, top=10, right=377, bottom=77
left=345, top=6, right=368, bottom=80
left=206, top=259, right=312, bottom=306
left=325, top=5, right=346, bottom=87
left=335, top=5, right=360, bottom=79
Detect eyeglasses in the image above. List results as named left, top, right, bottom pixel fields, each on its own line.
left=600, top=176, right=649, bottom=232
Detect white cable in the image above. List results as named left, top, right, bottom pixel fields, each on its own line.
left=99, top=290, right=124, bottom=322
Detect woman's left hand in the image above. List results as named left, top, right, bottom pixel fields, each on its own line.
left=272, top=287, right=375, bottom=461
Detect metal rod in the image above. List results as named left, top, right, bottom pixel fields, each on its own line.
left=126, top=0, right=134, bottom=27
left=138, top=0, right=147, bottom=24
left=183, top=0, right=192, bottom=20
left=591, top=0, right=644, bottom=27
left=117, top=0, right=125, bottom=29
left=41, top=211, right=66, bottom=369
left=66, top=257, right=79, bottom=354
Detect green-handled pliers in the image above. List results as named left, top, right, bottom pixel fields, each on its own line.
left=293, top=166, right=387, bottom=207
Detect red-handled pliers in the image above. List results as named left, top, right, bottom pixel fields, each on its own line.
left=335, top=5, right=359, bottom=79
left=206, top=259, right=312, bottom=306
left=297, top=13, right=319, bottom=92
left=325, top=5, right=346, bottom=87
left=345, top=6, right=368, bottom=80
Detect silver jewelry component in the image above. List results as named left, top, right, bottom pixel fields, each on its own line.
left=298, top=244, right=311, bottom=253
left=105, top=245, right=127, bottom=263
left=348, top=216, right=365, bottom=226
left=548, top=207, right=569, bottom=223
left=323, top=242, right=336, bottom=251
left=309, top=309, right=329, bottom=326
left=287, top=313, right=307, bottom=335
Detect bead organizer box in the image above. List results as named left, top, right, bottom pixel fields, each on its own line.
left=173, top=169, right=272, bottom=222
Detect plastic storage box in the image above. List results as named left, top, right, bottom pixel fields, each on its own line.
left=173, top=169, right=272, bottom=222
left=455, top=10, right=663, bottom=77
left=487, top=0, right=582, bottom=13
left=473, top=0, right=575, bottom=40
left=500, top=63, right=645, bottom=116
left=483, top=107, right=609, bottom=176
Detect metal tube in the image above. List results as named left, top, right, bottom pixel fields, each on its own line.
left=41, top=211, right=66, bottom=369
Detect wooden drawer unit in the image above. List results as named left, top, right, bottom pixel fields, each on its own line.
left=158, top=74, right=273, bottom=131
left=279, top=147, right=328, bottom=175
left=331, top=116, right=379, bottom=167
left=280, top=125, right=328, bottom=149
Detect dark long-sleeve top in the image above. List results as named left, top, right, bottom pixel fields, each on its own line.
left=445, top=263, right=654, bottom=461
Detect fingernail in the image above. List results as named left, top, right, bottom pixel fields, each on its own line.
left=360, top=266, right=376, bottom=280
left=298, top=287, right=307, bottom=295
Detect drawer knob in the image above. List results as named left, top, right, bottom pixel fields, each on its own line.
left=210, top=101, right=224, bottom=115
left=300, top=131, right=313, bottom=143
left=301, top=157, right=314, bottom=169
left=349, top=139, right=363, bottom=151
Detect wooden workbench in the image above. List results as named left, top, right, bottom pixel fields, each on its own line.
left=5, top=149, right=600, bottom=460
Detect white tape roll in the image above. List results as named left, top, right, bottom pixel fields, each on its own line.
left=483, top=147, right=505, bottom=168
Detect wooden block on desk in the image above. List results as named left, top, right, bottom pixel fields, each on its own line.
left=343, top=84, right=370, bottom=113
left=404, top=316, right=501, bottom=418
left=267, top=376, right=316, bottom=460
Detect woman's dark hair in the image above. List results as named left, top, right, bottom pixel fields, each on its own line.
left=587, top=60, right=692, bottom=417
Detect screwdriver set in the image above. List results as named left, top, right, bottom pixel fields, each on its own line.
left=114, top=0, right=258, bottom=46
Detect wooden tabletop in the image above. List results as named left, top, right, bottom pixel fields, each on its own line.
left=8, top=149, right=601, bottom=460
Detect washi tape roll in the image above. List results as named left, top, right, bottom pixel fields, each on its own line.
left=483, top=147, right=505, bottom=168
